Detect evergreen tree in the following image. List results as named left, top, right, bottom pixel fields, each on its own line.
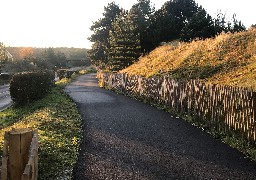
left=148, top=8, right=176, bottom=47
left=129, top=0, right=155, bottom=53
left=181, top=6, right=215, bottom=41
left=108, top=10, right=141, bottom=71
left=214, top=12, right=246, bottom=34
left=147, top=0, right=198, bottom=48
left=230, top=14, right=246, bottom=33
left=163, top=0, right=198, bottom=36
left=87, top=42, right=105, bottom=67
left=88, top=2, right=122, bottom=68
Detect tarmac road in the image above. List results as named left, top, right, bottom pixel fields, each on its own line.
left=65, top=73, right=256, bottom=180
left=0, top=85, right=11, bottom=111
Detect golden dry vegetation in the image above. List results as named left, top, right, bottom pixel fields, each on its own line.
left=121, top=29, right=256, bottom=90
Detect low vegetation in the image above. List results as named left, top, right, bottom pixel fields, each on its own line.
left=121, top=30, right=256, bottom=90
left=10, top=71, right=54, bottom=106
left=0, top=71, right=85, bottom=179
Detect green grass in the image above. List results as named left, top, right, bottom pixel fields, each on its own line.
left=0, top=73, right=83, bottom=179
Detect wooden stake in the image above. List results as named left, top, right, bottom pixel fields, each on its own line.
left=8, top=128, right=33, bottom=180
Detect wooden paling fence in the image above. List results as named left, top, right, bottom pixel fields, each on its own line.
left=1, top=128, right=39, bottom=180
left=98, top=72, right=256, bottom=143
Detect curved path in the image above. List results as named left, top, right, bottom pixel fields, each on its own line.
left=65, top=74, right=256, bottom=180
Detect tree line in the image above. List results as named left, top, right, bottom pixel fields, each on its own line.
left=88, top=0, right=246, bottom=71
left=1, top=47, right=90, bottom=74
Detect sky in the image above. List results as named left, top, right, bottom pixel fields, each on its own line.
left=0, top=0, right=255, bottom=49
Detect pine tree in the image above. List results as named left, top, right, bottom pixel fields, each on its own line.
left=129, top=0, right=155, bottom=53
left=181, top=6, right=215, bottom=41
left=148, top=8, right=176, bottom=47
left=108, top=10, right=141, bottom=71
left=88, top=2, right=122, bottom=68
left=230, top=14, right=246, bottom=33
left=147, top=0, right=198, bottom=48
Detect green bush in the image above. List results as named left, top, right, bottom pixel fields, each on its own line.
left=10, top=71, right=54, bottom=106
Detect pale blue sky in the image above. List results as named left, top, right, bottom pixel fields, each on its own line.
left=0, top=0, right=254, bottom=48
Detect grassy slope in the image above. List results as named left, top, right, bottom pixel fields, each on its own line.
left=121, top=29, right=256, bottom=90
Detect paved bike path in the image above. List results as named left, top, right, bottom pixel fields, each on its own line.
left=65, top=74, right=256, bottom=180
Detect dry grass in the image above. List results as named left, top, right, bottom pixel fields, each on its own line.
left=121, top=30, right=256, bottom=90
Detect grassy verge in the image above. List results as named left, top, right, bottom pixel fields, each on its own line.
left=0, top=73, right=83, bottom=179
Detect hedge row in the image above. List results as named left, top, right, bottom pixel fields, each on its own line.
left=10, top=71, right=55, bottom=106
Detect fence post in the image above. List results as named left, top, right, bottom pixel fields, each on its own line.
left=8, top=128, right=33, bottom=180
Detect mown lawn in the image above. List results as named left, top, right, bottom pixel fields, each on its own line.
left=0, top=77, right=83, bottom=179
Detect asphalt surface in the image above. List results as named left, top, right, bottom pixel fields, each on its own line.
left=0, top=85, right=11, bottom=111
left=65, top=74, right=256, bottom=180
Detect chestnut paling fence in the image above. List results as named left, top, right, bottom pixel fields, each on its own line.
left=98, top=72, right=256, bottom=143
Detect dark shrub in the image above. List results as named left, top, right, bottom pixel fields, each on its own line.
left=66, top=70, right=78, bottom=78
left=56, top=69, right=68, bottom=79
left=56, top=69, right=78, bottom=79
left=10, top=71, right=54, bottom=106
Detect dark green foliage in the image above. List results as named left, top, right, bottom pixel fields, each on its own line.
left=230, top=14, right=246, bottom=33
left=163, top=0, right=198, bottom=35
left=214, top=12, right=246, bottom=34
left=148, top=0, right=198, bottom=47
left=108, top=10, right=141, bottom=71
left=66, top=70, right=78, bottom=78
left=181, top=6, right=216, bottom=41
left=10, top=71, right=54, bottom=106
left=56, top=69, right=68, bottom=79
left=88, top=0, right=154, bottom=69
left=148, top=9, right=176, bottom=47
left=56, top=69, right=78, bottom=79
left=129, top=0, right=155, bottom=53
left=88, top=2, right=122, bottom=68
